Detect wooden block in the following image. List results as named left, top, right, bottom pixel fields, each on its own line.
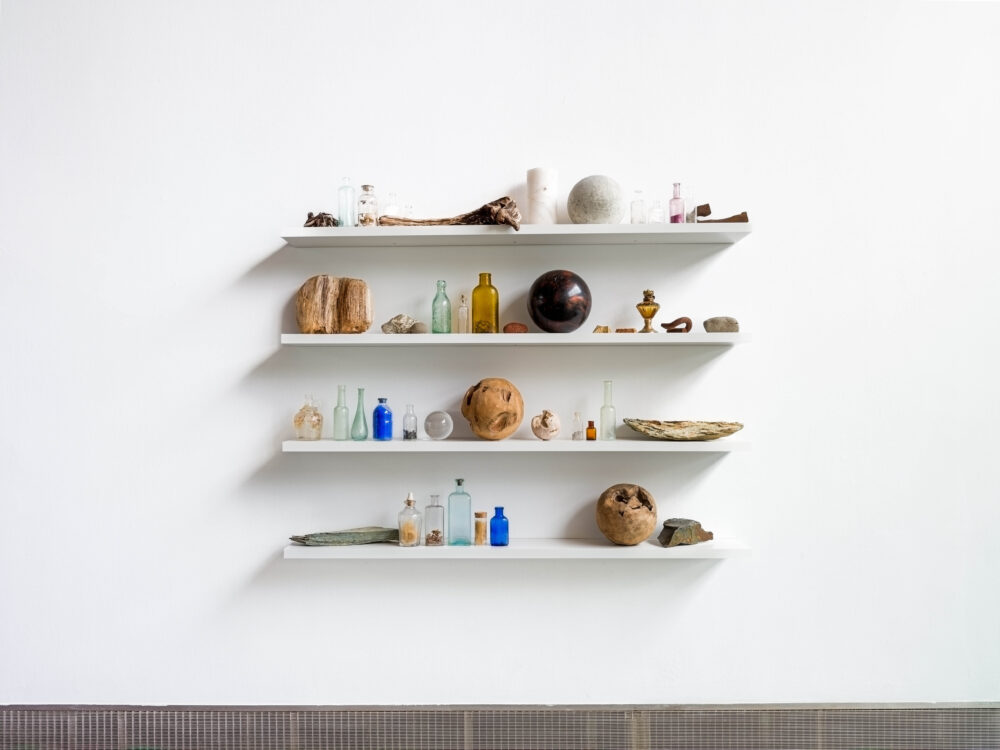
left=295, top=275, right=372, bottom=333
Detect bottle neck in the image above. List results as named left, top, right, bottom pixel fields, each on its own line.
left=603, top=381, right=613, bottom=404
left=478, top=273, right=491, bottom=285
left=437, top=280, right=446, bottom=290
left=673, top=183, right=681, bottom=198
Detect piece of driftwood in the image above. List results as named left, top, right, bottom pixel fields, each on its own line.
left=623, top=419, right=744, bottom=441
left=289, top=527, right=400, bottom=546
left=377, top=196, right=521, bottom=231
left=699, top=211, right=749, bottom=223
left=662, top=317, right=693, bottom=333
left=304, top=211, right=338, bottom=227
left=295, top=275, right=372, bottom=334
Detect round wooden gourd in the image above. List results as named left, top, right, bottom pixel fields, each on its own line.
left=461, top=378, right=524, bottom=440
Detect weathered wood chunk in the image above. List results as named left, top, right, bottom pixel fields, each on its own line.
left=377, top=196, right=521, bottom=230
left=658, top=518, right=714, bottom=547
left=295, top=275, right=372, bottom=334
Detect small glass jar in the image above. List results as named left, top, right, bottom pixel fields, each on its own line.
left=358, top=184, right=378, bottom=226
left=490, top=507, right=509, bottom=546
left=586, top=420, right=597, bottom=440
left=293, top=395, right=323, bottom=440
left=398, top=492, right=422, bottom=547
left=474, top=511, right=488, bottom=545
left=403, top=404, right=418, bottom=440
left=424, top=494, right=445, bottom=546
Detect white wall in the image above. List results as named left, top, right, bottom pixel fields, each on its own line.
left=1, top=0, right=998, bottom=705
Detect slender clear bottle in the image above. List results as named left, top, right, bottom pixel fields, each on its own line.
left=457, top=294, right=470, bottom=334
left=338, top=178, right=356, bottom=228
left=402, top=404, right=417, bottom=440
left=398, top=492, right=422, bottom=547
left=424, top=494, right=445, bottom=546
left=358, top=184, right=378, bottom=226
left=472, top=273, right=499, bottom=333
left=351, top=387, right=368, bottom=440
left=669, top=182, right=684, bottom=224
left=490, top=507, right=509, bottom=546
left=600, top=380, right=616, bottom=440
left=431, top=280, right=452, bottom=333
left=333, top=384, right=350, bottom=440
left=373, top=397, right=392, bottom=440
left=448, top=478, right=472, bottom=545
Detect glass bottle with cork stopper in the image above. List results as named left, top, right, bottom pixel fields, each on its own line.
left=474, top=511, right=488, bottom=545
left=398, top=492, right=422, bottom=547
left=358, top=184, right=378, bottom=226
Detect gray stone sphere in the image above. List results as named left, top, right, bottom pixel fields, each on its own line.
left=567, top=175, right=625, bottom=224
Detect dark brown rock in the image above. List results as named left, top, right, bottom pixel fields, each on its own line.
left=658, top=518, right=714, bottom=547
left=503, top=322, right=528, bottom=333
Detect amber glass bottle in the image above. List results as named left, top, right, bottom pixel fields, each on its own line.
left=472, top=272, right=499, bottom=333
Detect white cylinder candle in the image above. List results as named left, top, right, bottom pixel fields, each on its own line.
left=526, top=167, right=558, bottom=224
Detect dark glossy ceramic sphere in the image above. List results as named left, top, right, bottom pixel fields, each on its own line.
left=527, top=269, right=592, bottom=333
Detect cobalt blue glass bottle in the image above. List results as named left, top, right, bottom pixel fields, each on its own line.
left=373, top=397, right=393, bottom=441
left=490, top=506, right=509, bottom=546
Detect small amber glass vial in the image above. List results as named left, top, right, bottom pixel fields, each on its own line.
left=586, top=420, right=597, bottom=440
left=474, top=511, right=488, bottom=545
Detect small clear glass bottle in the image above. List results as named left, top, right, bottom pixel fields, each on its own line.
left=600, top=380, right=616, bottom=440
left=586, top=420, right=597, bottom=440
left=398, top=492, right=422, bottom=547
left=351, top=387, right=368, bottom=440
left=457, top=294, right=470, bottom=334
left=572, top=411, right=585, bottom=440
left=472, top=272, right=499, bottom=333
left=424, top=494, right=445, bottom=546
left=333, top=384, right=350, bottom=440
left=402, top=404, right=418, bottom=440
left=432, top=280, right=452, bottom=333
left=373, top=397, right=392, bottom=440
left=293, top=395, right=323, bottom=440
left=338, top=177, right=356, bottom=228
left=358, top=184, right=378, bottom=226
left=490, top=507, right=509, bottom=546
left=630, top=190, right=646, bottom=224
left=448, top=478, right=472, bottom=545
left=647, top=199, right=666, bottom=223
left=474, top=511, right=488, bottom=545
left=669, top=182, right=684, bottom=224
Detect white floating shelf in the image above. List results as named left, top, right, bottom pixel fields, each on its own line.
left=282, top=438, right=747, bottom=453
left=283, top=537, right=749, bottom=560
left=281, top=332, right=747, bottom=346
left=282, top=223, right=751, bottom=248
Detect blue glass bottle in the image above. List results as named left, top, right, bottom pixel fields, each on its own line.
left=448, top=478, right=472, bottom=545
left=373, top=397, right=392, bottom=440
left=490, top=506, right=509, bottom=546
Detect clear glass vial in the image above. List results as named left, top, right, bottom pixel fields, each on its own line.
left=338, top=177, right=356, bottom=228
left=490, top=507, right=509, bottom=546
left=448, top=478, right=472, bottom=545
left=424, top=494, right=445, bottom=546
left=471, top=272, right=499, bottom=333
left=600, top=380, right=616, bottom=440
left=398, top=492, right=422, bottom=547
left=357, top=184, right=378, bottom=226
left=402, top=404, right=418, bottom=440
left=572, top=411, right=585, bottom=440
left=432, top=280, right=452, bottom=333
left=373, top=397, right=392, bottom=441
left=332, top=384, right=350, bottom=440
left=630, top=190, right=646, bottom=224
left=457, top=294, right=470, bottom=334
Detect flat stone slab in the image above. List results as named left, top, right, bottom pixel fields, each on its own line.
left=624, top=419, right=743, bottom=441
left=290, top=526, right=400, bottom=546
left=658, top=518, right=714, bottom=547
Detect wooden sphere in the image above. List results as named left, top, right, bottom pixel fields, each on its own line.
left=595, top=483, right=657, bottom=545
left=461, top=378, right=524, bottom=440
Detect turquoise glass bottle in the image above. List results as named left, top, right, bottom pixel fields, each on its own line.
left=351, top=387, right=368, bottom=440
left=490, top=506, right=509, bottom=546
left=447, top=478, right=472, bottom=545
left=432, top=280, right=452, bottom=333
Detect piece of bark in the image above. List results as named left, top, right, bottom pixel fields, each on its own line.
left=295, top=275, right=372, bottom=334
left=658, top=518, right=714, bottom=547
left=377, top=196, right=521, bottom=230
left=290, top=527, right=399, bottom=546
left=699, top=211, right=749, bottom=223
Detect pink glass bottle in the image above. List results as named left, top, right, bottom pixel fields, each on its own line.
left=669, top=182, right=685, bottom=223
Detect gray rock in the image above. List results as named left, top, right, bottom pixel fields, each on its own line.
left=658, top=518, right=714, bottom=547
left=290, top=526, right=400, bottom=546
left=409, top=321, right=429, bottom=334
left=567, top=175, right=625, bottom=224
left=381, top=313, right=417, bottom=334
left=703, top=316, right=739, bottom=333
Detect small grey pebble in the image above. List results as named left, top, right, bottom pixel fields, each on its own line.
left=703, top=316, right=739, bottom=333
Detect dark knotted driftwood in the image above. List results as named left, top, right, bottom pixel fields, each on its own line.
left=378, top=196, right=521, bottom=230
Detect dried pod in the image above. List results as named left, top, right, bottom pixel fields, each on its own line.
left=595, top=483, right=657, bottom=545
left=530, top=410, right=560, bottom=440
left=461, top=378, right=524, bottom=440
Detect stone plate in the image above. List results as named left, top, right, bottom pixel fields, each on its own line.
left=623, top=418, right=743, bottom=441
